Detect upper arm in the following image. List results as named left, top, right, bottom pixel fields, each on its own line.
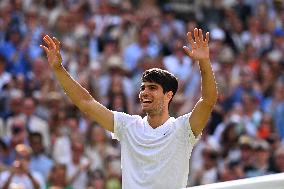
left=80, top=99, right=114, bottom=132
left=189, top=98, right=215, bottom=136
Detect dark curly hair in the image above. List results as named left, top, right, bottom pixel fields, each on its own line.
left=141, top=68, right=178, bottom=97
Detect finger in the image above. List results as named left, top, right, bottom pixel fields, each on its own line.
left=183, top=46, right=193, bottom=57
left=187, top=32, right=197, bottom=49
left=187, top=32, right=194, bottom=44
left=204, top=32, right=210, bottom=43
left=40, top=45, right=49, bottom=55
left=194, top=28, right=201, bottom=45
left=199, top=29, right=204, bottom=42
left=43, top=36, right=51, bottom=46
left=53, top=37, right=61, bottom=50
left=44, top=35, right=56, bottom=49
left=202, top=32, right=209, bottom=47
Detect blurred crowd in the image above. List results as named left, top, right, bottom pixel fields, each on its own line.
left=0, top=0, right=284, bottom=188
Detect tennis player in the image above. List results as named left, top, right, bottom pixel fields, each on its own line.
left=41, top=28, right=217, bottom=189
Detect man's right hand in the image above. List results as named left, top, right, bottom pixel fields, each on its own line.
left=40, top=35, right=114, bottom=133
left=40, top=35, right=63, bottom=70
left=11, top=160, right=21, bottom=175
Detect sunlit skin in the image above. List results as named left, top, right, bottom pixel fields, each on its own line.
left=139, top=82, right=173, bottom=127
left=40, top=27, right=217, bottom=135
left=39, top=26, right=217, bottom=189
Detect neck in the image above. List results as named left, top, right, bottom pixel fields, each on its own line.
left=72, top=157, right=80, bottom=164
left=147, top=111, right=170, bottom=129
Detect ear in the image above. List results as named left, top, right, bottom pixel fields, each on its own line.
left=166, top=91, right=174, bottom=101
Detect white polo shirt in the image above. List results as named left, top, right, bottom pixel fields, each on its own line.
left=112, top=111, right=199, bottom=189
left=0, top=171, right=45, bottom=189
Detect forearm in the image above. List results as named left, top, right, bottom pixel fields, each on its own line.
left=2, top=173, right=14, bottom=189
left=27, top=172, right=40, bottom=189
left=53, top=65, right=114, bottom=132
left=54, top=66, right=94, bottom=112
left=198, top=58, right=218, bottom=106
left=68, top=168, right=82, bottom=185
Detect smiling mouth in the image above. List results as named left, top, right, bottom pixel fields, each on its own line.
left=141, top=100, right=153, bottom=105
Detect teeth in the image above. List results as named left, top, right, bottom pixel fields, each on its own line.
left=142, top=99, right=152, bottom=103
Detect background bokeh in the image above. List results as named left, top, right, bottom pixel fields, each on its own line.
left=0, top=0, right=284, bottom=189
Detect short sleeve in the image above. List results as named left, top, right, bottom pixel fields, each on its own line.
left=112, top=111, right=134, bottom=141
left=176, top=113, right=201, bottom=146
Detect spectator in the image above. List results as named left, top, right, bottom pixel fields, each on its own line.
left=0, top=0, right=284, bottom=188
left=99, top=55, right=134, bottom=111
left=230, top=66, right=263, bottom=108
left=0, top=54, right=11, bottom=92
left=218, top=160, right=244, bottom=182
left=1, top=89, right=24, bottom=121
left=160, top=4, right=185, bottom=50
left=123, top=24, right=160, bottom=73
left=87, top=169, right=106, bottom=189
left=67, top=138, right=90, bottom=189
left=236, top=135, right=255, bottom=174
left=5, top=117, right=28, bottom=165
left=163, top=38, right=196, bottom=95
left=191, top=145, right=219, bottom=185
left=0, top=144, right=45, bottom=189
left=219, top=122, right=240, bottom=160
left=51, top=117, right=72, bottom=165
left=262, top=80, right=284, bottom=140
left=18, top=97, right=50, bottom=148
left=28, top=132, right=54, bottom=180
left=97, top=37, right=120, bottom=74
left=257, top=113, right=276, bottom=140
left=46, top=163, right=73, bottom=189
left=0, top=26, right=30, bottom=76
left=86, top=124, right=119, bottom=172
left=246, top=139, right=273, bottom=177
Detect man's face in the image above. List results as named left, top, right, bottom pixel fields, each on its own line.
left=139, top=82, right=171, bottom=115
left=23, top=98, right=35, bottom=116
left=11, top=120, right=27, bottom=144
left=29, top=136, right=43, bottom=154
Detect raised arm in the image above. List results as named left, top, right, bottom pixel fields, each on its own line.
left=40, top=35, right=114, bottom=132
left=183, top=28, right=218, bottom=136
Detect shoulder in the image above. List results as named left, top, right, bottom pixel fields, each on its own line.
left=161, top=114, right=191, bottom=135
left=33, top=154, right=53, bottom=164
left=31, top=171, right=44, bottom=180
left=31, top=115, right=48, bottom=125
left=175, top=113, right=200, bottom=144
left=175, top=113, right=191, bottom=125
left=112, top=111, right=143, bottom=138
left=113, top=111, right=142, bottom=122
left=0, top=170, right=10, bottom=178
left=0, top=171, right=11, bottom=187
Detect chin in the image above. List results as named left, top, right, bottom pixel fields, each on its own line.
left=141, top=105, right=152, bottom=114
left=142, top=108, right=158, bottom=116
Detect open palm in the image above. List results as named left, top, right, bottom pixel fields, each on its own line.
left=40, top=35, right=63, bottom=70
left=183, top=28, right=209, bottom=61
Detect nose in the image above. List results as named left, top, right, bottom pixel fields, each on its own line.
left=139, top=89, right=149, bottom=100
